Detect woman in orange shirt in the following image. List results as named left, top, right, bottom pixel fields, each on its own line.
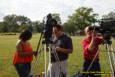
left=13, top=29, right=37, bottom=77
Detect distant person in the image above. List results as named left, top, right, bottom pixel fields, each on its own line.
left=13, top=29, right=37, bottom=77
left=81, top=26, right=103, bottom=77
left=47, top=24, right=73, bottom=77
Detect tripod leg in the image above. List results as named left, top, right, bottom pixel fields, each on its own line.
left=44, top=44, right=47, bottom=77
left=106, top=44, right=115, bottom=77
left=110, top=45, right=115, bottom=77
left=36, top=32, right=43, bottom=52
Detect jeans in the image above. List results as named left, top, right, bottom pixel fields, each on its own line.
left=14, top=63, right=31, bottom=77
left=82, top=60, right=101, bottom=77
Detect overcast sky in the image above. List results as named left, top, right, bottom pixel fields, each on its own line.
left=0, top=0, right=115, bottom=23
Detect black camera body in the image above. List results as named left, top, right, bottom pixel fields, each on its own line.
left=43, top=14, right=57, bottom=44
left=92, top=18, right=115, bottom=42
left=100, top=18, right=115, bottom=32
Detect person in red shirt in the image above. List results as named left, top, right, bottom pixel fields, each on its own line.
left=13, top=29, right=37, bottom=77
left=81, top=26, right=103, bottom=77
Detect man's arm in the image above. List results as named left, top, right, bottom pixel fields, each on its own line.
left=56, top=47, right=73, bottom=54
left=56, top=37, right=73, bottom=54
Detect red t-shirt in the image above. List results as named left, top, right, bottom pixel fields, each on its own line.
left=13, top=41, right=33, bottom=64
left=82, top=37, right=103, bottom=61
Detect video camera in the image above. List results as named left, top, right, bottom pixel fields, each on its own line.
left=91, top=18, right=115, bottom=42
left=43, top=13, right=57, bottom=44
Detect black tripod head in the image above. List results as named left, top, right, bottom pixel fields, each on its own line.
left=103, top=31, right=112, bottom=45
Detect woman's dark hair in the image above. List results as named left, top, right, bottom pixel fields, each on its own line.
left=19, top=29, right=32, bottom=41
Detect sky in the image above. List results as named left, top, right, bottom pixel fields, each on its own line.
left=0, top=0, right=115, bottom=23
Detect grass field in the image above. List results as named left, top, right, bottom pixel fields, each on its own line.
left=0, top=34, right=115, bottom=77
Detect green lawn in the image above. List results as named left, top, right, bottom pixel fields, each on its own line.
left=0, top=34, right=114, bottom=77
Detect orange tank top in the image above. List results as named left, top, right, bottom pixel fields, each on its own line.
left=13, top=42, right=33, bottom=64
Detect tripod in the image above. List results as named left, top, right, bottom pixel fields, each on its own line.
left=30, top=34, right=52, bottom=77
left=104, top=40, right=115, bottom=77
left=47, top=43, right=66, bottom=77
left=30, top=15, right=52, bottom=77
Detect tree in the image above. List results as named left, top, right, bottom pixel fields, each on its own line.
left=3, top=14, right=32, bottom=32
left=32, top=21, right=43, bottom=33
left=64, top=7, right=98, bottom=33
left=3, top=14, right=19, bottom=32
left=16, top=15, right=32, bottom=32
left=63, top=21, right=77, bottom=35
left=102, top=11, right=115, bottom=19
left=0, top=22, right=9, bottom=32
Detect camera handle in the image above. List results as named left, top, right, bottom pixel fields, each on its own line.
left=105, top=43, right=115, bottom=77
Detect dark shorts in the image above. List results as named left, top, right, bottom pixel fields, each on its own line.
left=14, top=63, right=31, bottom=77
left=82, top=60, right=101, bottom=77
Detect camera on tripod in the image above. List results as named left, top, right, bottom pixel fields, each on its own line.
left=91, top=18, right=115, bottom=43
left=42, top=13, right=57, bottom=44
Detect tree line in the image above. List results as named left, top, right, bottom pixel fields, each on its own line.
left=0, top=7, right=115, bottom=34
